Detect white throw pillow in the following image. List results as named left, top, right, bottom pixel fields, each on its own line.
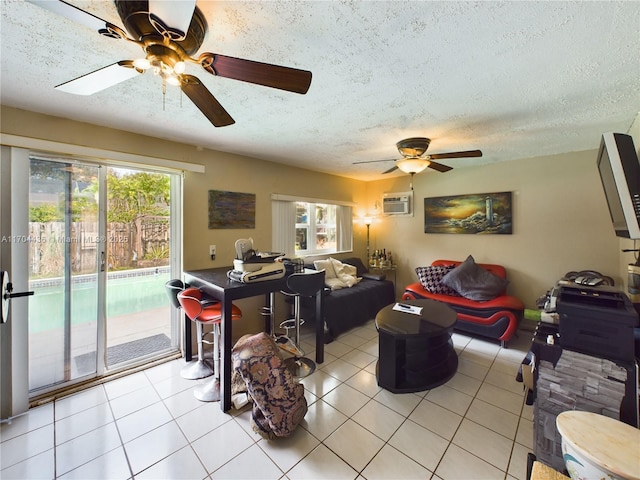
left=313, top=259, right=337, bottom=279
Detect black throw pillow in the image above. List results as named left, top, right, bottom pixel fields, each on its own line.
left=441, top=255, right=508, bottom=301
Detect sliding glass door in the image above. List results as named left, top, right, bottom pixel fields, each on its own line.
left=27, top=157, right=180, bottom=395
left=28, top=159, right=102, bottom=389
left=104, top=167, right=174, bottom=368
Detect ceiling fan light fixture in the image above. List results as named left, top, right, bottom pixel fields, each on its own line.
left=133, top=58, right=151, bottom=70
left=396, top=137, right=431, bottom=158
left=174, top=61, right=186, bottom=74
left=165, top=75, right=181, bottom=86
left=396, top=158, right=430, bottom=174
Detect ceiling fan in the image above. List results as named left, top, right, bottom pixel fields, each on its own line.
left=27, top=0, right=312, bottom=127
left=354, top=137, right=482, bottom=174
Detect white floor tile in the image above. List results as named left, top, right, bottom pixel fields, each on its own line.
left=116, top=401, right=173, bottom=443
left=108, top=384, right=162, bottom=419
left=445, top=371, right=482, bottom=397
left=372, top=389, right=422, bottom=417
left=508, top=442, right=531, bottom=480
left=455, top=356, right=490, bottom=381
left=436, top=444, right=504, bottom=479
left=55, top=423, right=121, bottom=476
left=465, top=398, right=519, bottom=439
left=358, top=339, right=379, bottom=357
left=125, top=421, right=189, bottom=475
left=144, top=359, right=189, bottom=384
left=0, top=448, right=54, bottom=480
left=190, top=419, right=254, bottom=474
left=340, top=349, right=377, bottom=369
left=484, top=366, right=525, bottom=394
left=452, top=419, right=513, bottom=471
left=322, top=383, right=370, bottom=417
left=5, top=332, right=535, bottom=480
left=54, top=386, right=107, bottom=421
left=300, top=399, right=348, bottom=441
left=151, top=373, right=197, bottom=399
left=476, top=383, right=524, bottom=415
left=0, top=424, right=54, bottom=470
left=58, top=446, right=131, bottom=480
left=465, top=338, right=501, bottom=356
left=103, top=371, right=152, bottom=400
left=361, top=443, right=432, bottom=479
left=323, top=340, right=354, bottom=358
left=408, top=400, right=463, bottom=440
left=174, top=401, right=234, bottom=443
left=515, top=418, right=533, bottom=449
left=300, top=370, right=342, bottom=398
left=54, top=402, right=114, bottom=445
left=0, top=403, right=53, bottom=442
left=257, top=425, right=320, bottom=472
left=135, top=445, right=208, bottom=480
left=388, top=419, right=449, bottom=472
left=320, top=358, right=361, bottom=382
left=336, top=332, right=369, bottom=349
left=351, top=399, right=404, bottom=441
left=459, top=349, right=496, bottom=368
left=162, top=386, right=206, bottom=418
left=323, top=419, right=384, bottom=471
left=213, top=443, right=283, bottom=480
left=426, top=385, right=473, bottom=416
left=286, top=443, right=357, bottom=480
left=345, top=369, right=382, bottom=398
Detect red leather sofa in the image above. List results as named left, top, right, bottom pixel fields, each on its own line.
left=402, top=259, right=524, bottom=347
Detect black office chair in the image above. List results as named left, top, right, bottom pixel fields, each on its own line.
left=279, top=270, right=325, bottom=379
left=165, top=279, right=214, bottom=380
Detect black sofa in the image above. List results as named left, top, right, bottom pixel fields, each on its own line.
left=302, top=257, right=396, bottom=342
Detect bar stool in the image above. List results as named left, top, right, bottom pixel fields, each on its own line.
left=165, top=279, right=214, bottom=380
left=177, top=287, right=242, bottom=402
left=278, top=270, right=324, bottom=379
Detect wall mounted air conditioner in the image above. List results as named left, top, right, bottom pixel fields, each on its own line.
left=382, top=191, right=412, bottom=215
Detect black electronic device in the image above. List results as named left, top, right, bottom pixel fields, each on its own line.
left=597, top=132, right=640, bottom=239
left=556, top=284, right=639, bottom=362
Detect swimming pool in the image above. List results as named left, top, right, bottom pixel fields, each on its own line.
left=29, top=268, right=171, bottom=333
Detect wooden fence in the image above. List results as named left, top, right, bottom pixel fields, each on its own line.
left=28, top=217, right=169, bottom=277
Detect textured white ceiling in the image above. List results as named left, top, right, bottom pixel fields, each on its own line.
left=1, top=0, right=639, bottom=180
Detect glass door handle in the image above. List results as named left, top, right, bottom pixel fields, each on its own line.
left=100, top=252, right=106, bottom=272
left=1, top=271, right=34, bottom=324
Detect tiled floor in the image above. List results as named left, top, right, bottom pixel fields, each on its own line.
left=1, top=321, right=534, bottom=479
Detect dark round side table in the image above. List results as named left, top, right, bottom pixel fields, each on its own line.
left=375, top=299, right=458, bottom=393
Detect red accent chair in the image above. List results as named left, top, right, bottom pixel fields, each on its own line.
left=403, top=259, right=524, bottom=347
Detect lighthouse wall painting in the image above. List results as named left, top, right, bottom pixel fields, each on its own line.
left=424, top=192, right=512, bottom=234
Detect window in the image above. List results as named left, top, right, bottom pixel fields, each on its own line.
left=272, top=196, right=353, bottom=256
left=295, top=202, right=337, bottom=254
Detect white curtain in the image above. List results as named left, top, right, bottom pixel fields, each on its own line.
left=337, top=205, right=352, bottom=252
left=272, top=200, right=296, bottom=256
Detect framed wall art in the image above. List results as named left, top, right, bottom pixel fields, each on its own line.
left=424, top=191, right=512, bottom=234
left=208, top=190, right=256, bottom=229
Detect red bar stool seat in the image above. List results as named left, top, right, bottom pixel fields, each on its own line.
left=178, top=287, right=242, bottom=402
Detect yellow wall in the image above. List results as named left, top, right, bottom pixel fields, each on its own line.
left=2, top=105, right=638, bottom=331
left=0, top=106, right=367, bottom=336
left=364, top=150, right=627, bottom=307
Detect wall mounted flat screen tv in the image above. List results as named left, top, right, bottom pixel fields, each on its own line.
left=597, top=132, right=640, bottom=239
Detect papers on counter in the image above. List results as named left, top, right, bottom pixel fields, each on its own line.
left=392, top=303, right=423, bottom=315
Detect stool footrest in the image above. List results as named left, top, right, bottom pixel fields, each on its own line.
left=279, top=318, right=305, bottom=330
left=274, top=335, right=304, bottom=357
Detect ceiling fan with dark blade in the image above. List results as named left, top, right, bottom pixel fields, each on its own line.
left=27, top=0, right=312, bottom=127
left=354, top=137, right=482, bottom=174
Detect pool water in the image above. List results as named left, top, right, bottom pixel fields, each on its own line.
left=29, top=272, right=170, bottom=333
